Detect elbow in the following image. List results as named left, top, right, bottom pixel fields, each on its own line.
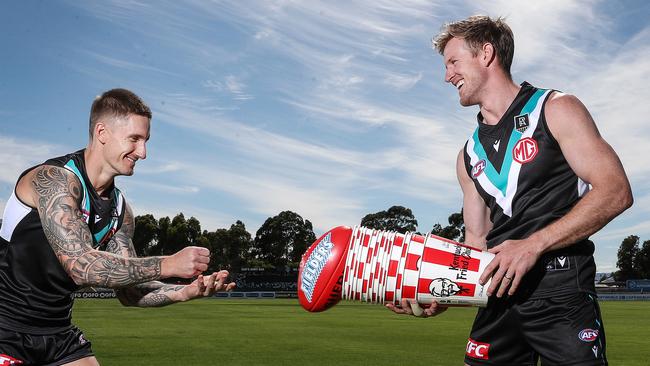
left=609, top=185, right=633, bottom=215
left=621, top=189, right=634, bottom=212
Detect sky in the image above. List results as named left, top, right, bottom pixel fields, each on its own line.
left=1, top=0, right=649, bottom=273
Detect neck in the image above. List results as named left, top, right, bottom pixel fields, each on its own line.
left=478, top=77, right=520, bottom=125
left=84, top=146, right=114, bottom=197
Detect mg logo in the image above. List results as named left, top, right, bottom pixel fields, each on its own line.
left=512, top=137, right=538, bottom=164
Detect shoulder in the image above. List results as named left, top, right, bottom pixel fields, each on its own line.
left=16, top=165, right=83, bottom=207
left=545, top=92, right=587, bottom=115
left=544, top=91, right=598, bottom=142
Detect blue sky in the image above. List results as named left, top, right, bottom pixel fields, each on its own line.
left=1, top=1, right=648, bottom=273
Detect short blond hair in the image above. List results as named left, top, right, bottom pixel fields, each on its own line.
left=433, top=15, right=514, bottom=78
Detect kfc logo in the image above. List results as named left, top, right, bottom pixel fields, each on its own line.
left=466, top=338, right=490, bottom=360
left=512, top=138, right=538, bottom=164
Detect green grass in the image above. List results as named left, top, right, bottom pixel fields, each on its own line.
left=72, top=299, right=650, bottom=365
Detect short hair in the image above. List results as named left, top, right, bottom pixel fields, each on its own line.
left=433, top=15, right=514, bottom=78
left=89, top=88, right=152, bottom=139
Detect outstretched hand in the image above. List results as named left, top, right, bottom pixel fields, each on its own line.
left=385, top=299, right=448, bottom=318
left=180, top=270, right=236, bottom=301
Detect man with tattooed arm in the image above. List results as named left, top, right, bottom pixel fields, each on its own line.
left=0, top=89, right=235, bottom=365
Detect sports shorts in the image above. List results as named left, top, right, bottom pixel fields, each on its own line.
left=0, top=326, right=94, bottom=365
left=464, top=292, right=607, bottom=366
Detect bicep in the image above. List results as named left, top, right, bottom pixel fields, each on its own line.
left=546, top=94, right=631, bottom=192
left=456, top=150, right=491, bottom=248
left=31, top=166, right=94, bottom=263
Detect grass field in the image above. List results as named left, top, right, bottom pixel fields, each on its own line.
left=73, top=299, right=650, bottom=365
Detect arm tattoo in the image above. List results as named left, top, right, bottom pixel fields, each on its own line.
left=108, top=205, right=187, bottom=307
left=33, top=166, right=162, bottom=287
left=116, top=282, right=187, bottom=307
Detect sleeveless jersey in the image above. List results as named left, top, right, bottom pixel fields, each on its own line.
left=463, top=82, right=596, bottom=299
left=0, top=149, right=126, bottom=334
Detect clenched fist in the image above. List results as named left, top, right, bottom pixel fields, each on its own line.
left=161, top=246, right=210, bottom=278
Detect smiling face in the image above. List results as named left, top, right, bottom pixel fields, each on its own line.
left=443, top=37, right=486, bottom=107
left=99, top=114, right=150, bottom=177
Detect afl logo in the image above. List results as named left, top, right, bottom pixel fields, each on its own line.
left=512, top=138, right=538, bottom=164
left=471, top=160, right=486, bottom=178
left=578, top=329, right=599, bottom=342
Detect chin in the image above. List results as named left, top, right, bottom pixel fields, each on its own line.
left=459, top=96, right=478, bottom=107
left=119, top=166, right=135, bottom=176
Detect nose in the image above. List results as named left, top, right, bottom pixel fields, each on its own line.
left=136, top=140, right=147, bottom=160
left=445, top=66, right=454, bottom=84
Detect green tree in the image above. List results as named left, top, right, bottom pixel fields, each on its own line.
left=133, top=214, right=158, bottom=256
left=431, top=211, right=465, bottom=242
left=360, top=205, right=418, bottom=234
left=634, top=240, right=650, bottom=279
left=163, top=213, right=203, bottom=255
left=201, top=228, right=229, bottom=271
left=252, top=211, right=316, bottom=268
left=225, top=220, right=253, bottom=270
left=616, top=235, right=640, bottom=281
left=149, top=216, right=171, bottom=256
left=202, top=220, right=253, bottom=272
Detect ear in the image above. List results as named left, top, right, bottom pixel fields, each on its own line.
left=94, top=121, right=110, bottom=144
left=480, top=43, right=496, bottom=68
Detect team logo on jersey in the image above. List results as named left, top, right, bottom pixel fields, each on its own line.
left=514, top=113, right=530, bottom=132
left=579, top=329, right=599, bottom=342
left=471, top=159, right=486, bottom=178
left=512, top=138, right=538, bottom=164
left=0, top=354, right=23, bottom=365
left=466, top=338, right=490, bottom=360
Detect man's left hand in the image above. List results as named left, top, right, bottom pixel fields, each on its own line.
left=479, top=239, right=542, bottom=297
left=181, top=270, right=236, bottom=301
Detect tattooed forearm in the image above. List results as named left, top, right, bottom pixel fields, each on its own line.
left=117, top=282, right=186, bottom=307
left=33, top=166, right=164, bottom=287
left=72, top=251, right=162, bottom=287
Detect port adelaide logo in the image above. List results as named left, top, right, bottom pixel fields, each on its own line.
left=514, top=113, right=530, bottom=133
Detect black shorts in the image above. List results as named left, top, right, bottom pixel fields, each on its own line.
left=0, top=326, right=94, bottom=366
left=465, top=292, right=607, bottom=366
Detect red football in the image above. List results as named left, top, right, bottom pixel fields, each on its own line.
left=298, top=226, right=352, bottom=312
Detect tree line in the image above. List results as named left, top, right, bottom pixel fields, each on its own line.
left=132, top=205, right=465, bottom=273
left=131, top=205, right=646, bottom=281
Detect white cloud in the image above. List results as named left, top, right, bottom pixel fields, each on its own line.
left=384, top=72, right=423, bottom=91
left=0, top=135, right=66, bottom=185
